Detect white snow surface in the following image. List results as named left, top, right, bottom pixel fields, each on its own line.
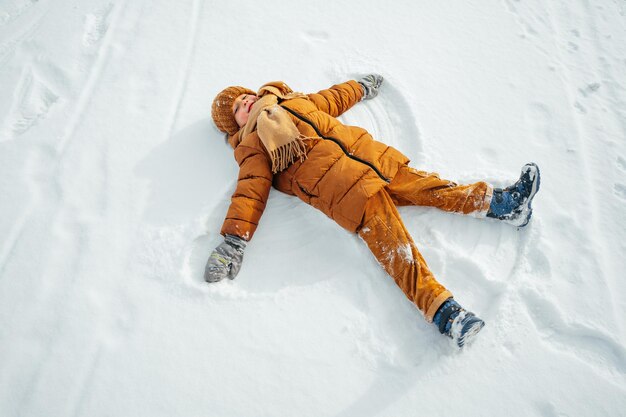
left=1, top=1, right=626, bottom=416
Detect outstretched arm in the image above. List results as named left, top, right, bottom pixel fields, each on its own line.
left=205, top=135, right=273, bottom=283
left=307, top=80, right=364, bottom=118
left=219, top=141, right=273, bottom=241
left=307, top=75, right=384, bottom=117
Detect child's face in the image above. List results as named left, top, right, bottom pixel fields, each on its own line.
left=232, top=94, right=258, bottom=128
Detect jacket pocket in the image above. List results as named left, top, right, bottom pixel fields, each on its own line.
left=294, top=180, right=318, bottom=205
left=297, top=182, right=316, bottom=198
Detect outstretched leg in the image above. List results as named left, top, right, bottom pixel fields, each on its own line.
left=359, top=187, right=486, bottom=347
left=387, top=165, right=493, bottom=216
left=358, top=189, right=452, bottom=322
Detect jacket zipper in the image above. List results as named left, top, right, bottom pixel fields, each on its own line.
left=280, top=105, right=391, bottom=183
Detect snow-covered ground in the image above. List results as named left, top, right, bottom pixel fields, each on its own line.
left=1, top=0, right=626, bottom=415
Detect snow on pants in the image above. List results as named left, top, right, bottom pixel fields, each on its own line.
left=357, top=165, right=493, bottom=322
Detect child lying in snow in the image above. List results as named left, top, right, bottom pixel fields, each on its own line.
left=207, top=75, right=540, bottom=348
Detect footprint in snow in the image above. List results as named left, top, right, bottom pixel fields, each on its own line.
left=1, top=64, right=61, bottom=141
left=82, top=3, right=113, bottom=47
left=0, top=0, right=39, bottom=27
left=613, top=183, right=626, bottom=202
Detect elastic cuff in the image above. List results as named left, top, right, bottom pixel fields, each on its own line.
left=425, top=290, right=453, bottom=323
left=357, top=81, right=366, bottom=100
left=225, top=234, right=247, bottom=250
left=470, top=183, right=493, bottom=219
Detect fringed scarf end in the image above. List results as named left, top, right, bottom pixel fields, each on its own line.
left=269, top=135, right=309, bottom=174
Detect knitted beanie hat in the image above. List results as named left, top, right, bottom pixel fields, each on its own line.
left=211, top=86, right=256, bottom=135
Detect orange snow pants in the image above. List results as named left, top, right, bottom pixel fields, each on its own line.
left=357, top=165, right=493, bottom=322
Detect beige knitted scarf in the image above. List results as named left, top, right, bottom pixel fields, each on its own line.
left=240, top=83, right=312, bottom=174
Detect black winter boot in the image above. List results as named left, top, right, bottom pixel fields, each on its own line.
left=487, top=163, right=541, bottom=227
left=433, top=298, right=485, bottom=348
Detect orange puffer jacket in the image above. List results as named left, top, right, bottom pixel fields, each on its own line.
left=221, top=80, right=409, bottom=241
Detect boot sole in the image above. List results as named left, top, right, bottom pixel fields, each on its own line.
left=518, top=163, right=541, bottom=227
left=505, top=163, right=541, bottom=227
left=457, top=319, right=485, bottom=348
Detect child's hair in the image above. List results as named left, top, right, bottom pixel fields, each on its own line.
left=211, top=86, right=255, bottom=135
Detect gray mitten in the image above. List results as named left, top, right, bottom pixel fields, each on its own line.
left=358, top=74, right=384, bottom=100
left=204, top=234, right=247, bottom=283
